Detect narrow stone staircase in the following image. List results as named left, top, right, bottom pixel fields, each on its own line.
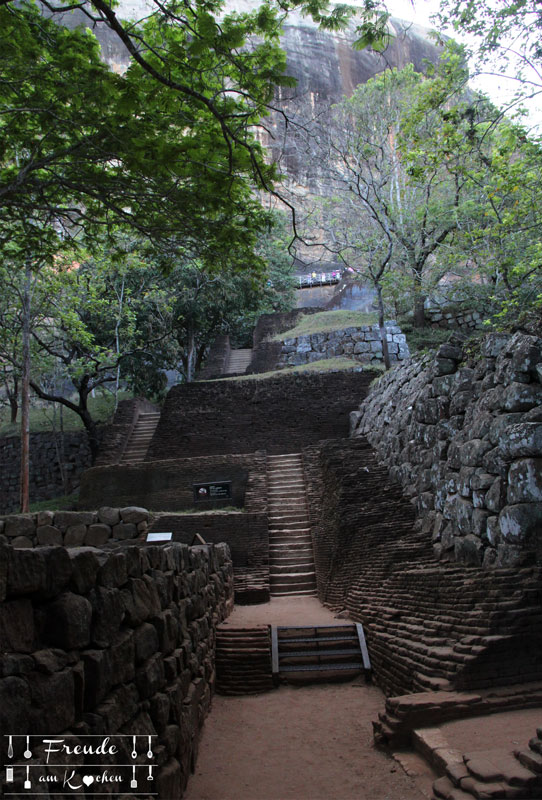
left=119, top=411, right=161, bottom=464
left=267, top=453, right=316, bottom=597
left=225, top=348, right=252, bottom=375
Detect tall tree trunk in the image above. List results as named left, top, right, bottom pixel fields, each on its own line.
left=8, top=375, right=18, bottom=424
left=186, top=325, right=195, bottom=383
left=376, top=284, right=391, bottom=370
left=412, top=262, right=426, bottom=328
left=20, top=265, right=31, bottom=512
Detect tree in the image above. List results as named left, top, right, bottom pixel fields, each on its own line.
left=300, top=65, right=466, bottom=332
left=437, top=0, right=542, bottom=126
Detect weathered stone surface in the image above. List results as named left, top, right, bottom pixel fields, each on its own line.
left=37, top=525, right=63, bottom=546
left=98, top=506, right=121, bottom=526
left=4, top=515, right=35, bottom=538
left=135, top=622, right=159, bottom=663
left=500, top=423, right=542, bottom=458
left=42, top=547, right=73, bottom=597
left=0, top=598, right=34, bottom=652
left=10, top=535, right=33, bottom=548
left=32, top=648, right=70, bottom=674
left=7, top=548, right=47, bottom=595
left=64, top=524, right=87, bottom=546
left=43, top=593, right=92, bottom=649
left=0, top=676, right=31, bottom=733
left=112, top=521, right=138, bottom=540
left=29, top=668, right=75, bottom=733
left=68, top=548, right=101, bottom=594
left=499, top=503, right=542, bottom=542
left=89, top=586, right=125, bottom=647
left=54, top=511, right=95, bottom=531
left=501, top=382, right=542, bottom=412
left=507, top=458, right=542, bottom=503
left=85, top=523, right=111, bottom=547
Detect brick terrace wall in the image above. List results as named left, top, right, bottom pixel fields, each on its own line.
left=0, top=431, right=94, bottom=515
left=77, top=452, right=266, bottom=512
left=353, top=332, right=542, bottom=569
left=95, top=397, right=158, bottom=468
left=147, top=371, right=373, bottom=460
left=307, top=438, right=542, bottom=697
left=0, top=540, right=233, bottom=798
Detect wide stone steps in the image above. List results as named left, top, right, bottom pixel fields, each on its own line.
left=119, top=411, right=160, bottom=464
left=224, top=348, right=253, bottom=375
left=215, top=625, right=274, bottom=695
left=272, top=624, right=371, bottom=683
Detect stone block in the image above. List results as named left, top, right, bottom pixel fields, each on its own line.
left=37, top=511, right=54, bottom=527
left=486, top=478, right=505, bottom=512
left=156, top=758, right=182, bottom=800
left=29, top=668, right=75, bottom=734
left=85, top=524, right=111, bottom=547
left=82, top=649, right=113, bottom=708
left=42, top=547, right=73, bottom=598
left=500, top=422, right=542, bottom=458
left=135, top=622, right=160, bottom=663
left=0, top=599, right=34, bottom=652
left=98, top=506, right=120, bottom=526
left=472, top=508, right=491, bottom=537
left=89, top=586, right=124, bottom=647
left=454, top=534, right=483, bottom=566
left=353, top=341, right=370, bottom=354
left=501, top=382, right=542, bottom=412
left=33, top=649, right=70, bottom=674
left=486, top=515, right=500, bottom=547
left=507, top=458, right=542, bottom=503
left=120, top=506, right=150, bottom=524
left=43, top=593, right=92, bottom=649
left=11, top=536, right=33, bottom=548
left=54, top=511, right=95, bottom=531
left=483, top=333, right=510, bottom=358
left=110, top=630, right=135, bottom=684
left=68, top=548, right=101, bottom=594
left=64, top=524, right=87, bottom=546
left=0, top=676, right=31, bottom=734
left=97, top=552, right=128, bottom=588
left=37, top=525, right=63, bottom=546
left=7, top=548, right=47, bottom=595
left=136, top=653, right=166, bottom=698
left=499, top=503, right=542, bottom=542
left=4, top=515, right=35, bottom=539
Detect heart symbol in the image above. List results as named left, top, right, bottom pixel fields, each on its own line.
left=82, top=776, right=94, bottom=786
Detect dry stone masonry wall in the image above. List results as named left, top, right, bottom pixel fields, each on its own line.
left=352, top=332, right=542, bottom=569
left=277, top=322, right=409, bottom=368
left=0, top=431, right=93, bottom=514
left=0, top=540, right=233, bottom=798
left=0, top=506, right=150, bottom=549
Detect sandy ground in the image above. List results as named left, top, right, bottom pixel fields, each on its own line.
left=184, top=682, right=427, bottom=800
left=440, top=708, right=542, bottom=753
left=224, top=596, right=341, bottom=627
left=185, top=598, right=426, bottom=800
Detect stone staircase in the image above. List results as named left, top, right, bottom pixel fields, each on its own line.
left=119, top=411, right=161, bottom=464
left=224, top=348, right=252, bottom=375
left=430, top=726, right=542, bottom=800
left=215, top=625, right=274, bottom=695
left=271, top=623, right=371, bottom=683
left=267, top=453, right=316, bottom=597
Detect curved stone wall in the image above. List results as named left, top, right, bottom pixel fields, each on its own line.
left=352, top=332, right=542, bottom=569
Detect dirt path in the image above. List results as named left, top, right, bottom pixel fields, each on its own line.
left=184, top=682, right=426, bottom=800
left=185, top=597, right=426, bottom=800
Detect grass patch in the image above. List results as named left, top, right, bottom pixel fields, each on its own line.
left=271, top=310, right=378, bottom=341
left=208, top=357, right=375, bottom=382
left=29, top=493, right=79, bottom=513
left=0, top=391, right=132, bottom=437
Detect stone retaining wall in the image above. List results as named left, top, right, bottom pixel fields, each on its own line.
left=0, top=431, right=93, bottom=515
left=426, top=306, right=484, bottom=331
left=0, top=506, right=149, bottom=549
left=0, top=540, right=233, bottom=798
left=304, top=438, right=542, bottom=697
left=277, top=322, right=409, bottom=368
left=352, top=332, right=542, bottom=569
